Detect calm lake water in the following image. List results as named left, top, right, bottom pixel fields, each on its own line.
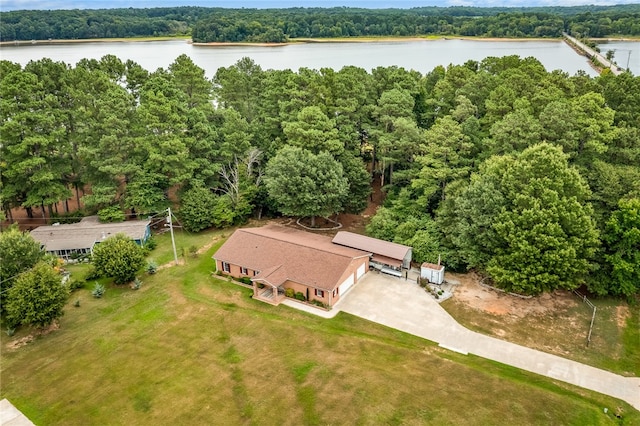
left=5, top=38, right=634, bottom=78
left=596, top=40, right=640, bottom=73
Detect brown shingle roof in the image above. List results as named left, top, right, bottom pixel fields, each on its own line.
left=332, top=231, right=411, bottom=261
left=214, top=225, right=369, bottom=291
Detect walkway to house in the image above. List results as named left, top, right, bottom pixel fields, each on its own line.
left=0, top=399, right=35, bottom=426
left=327, top=273, right=640, bottom=410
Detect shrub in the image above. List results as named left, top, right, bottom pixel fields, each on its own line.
left=311, top=300, right=328, bottom=308
left=85, top=265, right=101, bottom=281
left=4, top=262, right=70, bottom=328
left=189, top=245, right=198, bottom=257
left=67, top=279, right=84, bottom=291
left=132, top=277, right=142, bottom=290
left=146, top=260, right=158, bottom=275
left=240, top=277, right=252, bottom=285
left=74, top=299, right=81, bottom=307
left=145, top=237, right=157, bottom=251
left=285, top=288, right=295, bottom=298
left=92, top=282, right=105, bottom=298
left=5, top=327, right=15, bottom=337
left=92, top=233, right=145, bottom=284
left=98, top=205, right=126, bottom=223
left=295, top=291, right=306, bottom=301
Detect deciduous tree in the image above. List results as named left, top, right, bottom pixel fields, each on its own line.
left=264, top=146, right=348, bottom=227
left=5, top=262, right=69, bottom=328
left=92, top=233, right=145, bottom=284
left=0, top=226, right=45, bottom=291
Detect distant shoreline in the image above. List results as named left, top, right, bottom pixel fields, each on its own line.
left=0, top=36, right=189, bottom=46
left=2, top=35, right=638, bottom=48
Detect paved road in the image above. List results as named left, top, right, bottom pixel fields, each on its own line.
left=563, top=32, right=623, bottom=76
left=333, top=273, right=640, bottom=411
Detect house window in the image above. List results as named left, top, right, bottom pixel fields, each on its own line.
left=222, top=262, right=231, bottom=273
left=314, top=289, right=325, bottom=298
left=333, top=288, right=338, bottom=297
left=240, top=267, right=248, bottom=275
left=253, top=270, right=258, bottom=276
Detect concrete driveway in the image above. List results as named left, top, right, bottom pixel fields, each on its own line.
left=335, top=272, right=640, bottom=411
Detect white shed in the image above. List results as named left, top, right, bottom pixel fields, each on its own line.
left=421, top=262, right=445, bottom=285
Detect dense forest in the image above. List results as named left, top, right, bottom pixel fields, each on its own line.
left=1, top=53, right=639, bottom=299
left=1, top=5, right=640, bottom=42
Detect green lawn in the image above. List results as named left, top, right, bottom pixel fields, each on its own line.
left=1, top=235, right=638, bottom=425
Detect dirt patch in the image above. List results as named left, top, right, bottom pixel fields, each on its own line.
left=196, top=237, right=221, bottom=255
left=448, top=271, right=576, bottom=318
left=157, top=259, right=186, bottom=270
left=6, top=321, right=60, bottom=350
left=616, top=305, right=631, bottom=328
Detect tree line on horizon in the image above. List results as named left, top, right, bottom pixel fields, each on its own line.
left=1, top=53, right=639, bottom=299
left=1, top=5, right=640, bottom=42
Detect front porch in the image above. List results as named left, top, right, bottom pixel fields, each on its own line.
left=252, top=283, right=285, bottom=305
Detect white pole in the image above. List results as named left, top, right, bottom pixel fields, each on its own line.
left=167, top=207, right=178, bottom=265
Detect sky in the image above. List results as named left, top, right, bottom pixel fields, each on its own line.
left=2, top=0, right=639, bottom=11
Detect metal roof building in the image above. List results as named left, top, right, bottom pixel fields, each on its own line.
left=332, top=231, right=412, bottom=270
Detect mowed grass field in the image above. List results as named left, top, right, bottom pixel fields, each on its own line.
left=1, top=234, right=638, bottom=425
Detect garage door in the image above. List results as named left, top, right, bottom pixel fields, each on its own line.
left=339, top=274, right=355, bottom=295
left=356, top=263, right=366, bottom=280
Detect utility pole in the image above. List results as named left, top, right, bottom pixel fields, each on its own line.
left=167, top=207, right=178, bottom=265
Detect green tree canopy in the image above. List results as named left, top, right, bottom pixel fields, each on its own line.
left=5, top=261, right=69, bottom=328
left=92, top=233, right=145, bottom=284
left=440, top=143, right=599, bottom=295
left=0, top=226, right=45, bottom=290
left=264, top=146, right=348, bottom=227
left=593, top=198, right=640, bottom=298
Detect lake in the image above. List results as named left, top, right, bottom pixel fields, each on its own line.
left=1, top=39, right=638, bottom=77
left=596, top=40, right=640, bottom=73
left=0, top=38, right=623, bottom=78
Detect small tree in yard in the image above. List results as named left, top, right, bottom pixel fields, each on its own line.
left=5, top=262, right=70, bottom=329
left=92, top=233, right=145, bottom=284
left=0, top=225, right=45, bottom=292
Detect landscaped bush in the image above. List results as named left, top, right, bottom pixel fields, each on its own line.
left=240, top=277, right=252, bottom=285
left=285, top=288, right=295, bottom=298
left=67, top=279, right=84, bottom=291
left=311, top=299, right=328, bottom=309
left=295, top=291, right=306, bottom=301
left=145, top=237, right=157, bottom=251
left=92, top=282, right=105, bottom=298
left=132, top=277, right=142, bottom=290
left=85, top=265, right=101, bottom=281
left=146, top=260, right=158, bottom=275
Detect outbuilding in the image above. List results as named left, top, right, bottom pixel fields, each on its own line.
left=421, top=262, right=445, bottom=285
left=332, top=231, right=412, bottom=276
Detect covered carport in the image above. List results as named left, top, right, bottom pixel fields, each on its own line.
left=332, top=231, right=412, bottom=277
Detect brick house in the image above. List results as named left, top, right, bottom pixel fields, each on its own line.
left=213, top=225, right=370, bottom=307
